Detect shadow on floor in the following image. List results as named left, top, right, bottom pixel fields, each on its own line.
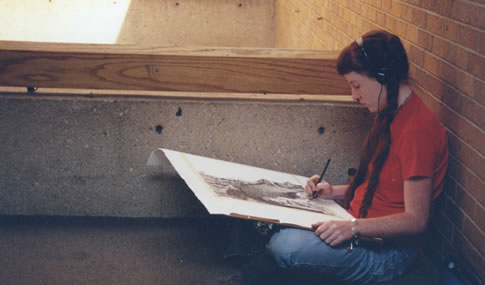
left=0, top=215, right=243, bottom=285
left=0, top=215, right=448, bottom=285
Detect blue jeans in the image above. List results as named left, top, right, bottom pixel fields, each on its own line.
left=267, top=228, right=417, bottom=284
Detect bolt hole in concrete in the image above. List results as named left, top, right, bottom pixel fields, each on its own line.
left=155, top=125, right=163, bottom=134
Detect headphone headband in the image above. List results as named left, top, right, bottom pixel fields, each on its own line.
left=355, top=37, right=388, bottom=85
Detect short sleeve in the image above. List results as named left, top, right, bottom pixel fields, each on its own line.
left=398, top=130, right=435, bottom=180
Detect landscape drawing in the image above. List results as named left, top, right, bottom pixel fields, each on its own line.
left=147, top=148, right=353, bottom=227
left=199, top=171, right=338, bottom=217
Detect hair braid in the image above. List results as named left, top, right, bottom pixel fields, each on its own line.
left=358, top=80, right=399, bottom=217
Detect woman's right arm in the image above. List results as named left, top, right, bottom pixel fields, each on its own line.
left=304, top=175, right=348, bottom=200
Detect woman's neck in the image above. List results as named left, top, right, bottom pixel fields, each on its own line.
left=397, top=84, right=413, bottom=108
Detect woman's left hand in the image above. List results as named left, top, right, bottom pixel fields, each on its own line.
left=312, top=220, right=354, bottom=246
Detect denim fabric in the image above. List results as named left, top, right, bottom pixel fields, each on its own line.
left=267, top=228, right=417, bottom=284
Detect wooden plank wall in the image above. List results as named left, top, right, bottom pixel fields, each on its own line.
left=0, top=41, right=350, bottom=97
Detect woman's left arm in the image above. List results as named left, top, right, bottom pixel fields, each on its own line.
left=312, top=177, right=432, bottom=246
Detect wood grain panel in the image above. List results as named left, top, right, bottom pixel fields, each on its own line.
left=0, top=41, right=349, bottom=95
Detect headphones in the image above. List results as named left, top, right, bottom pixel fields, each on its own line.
left=356, top=37, right=388, bottom=85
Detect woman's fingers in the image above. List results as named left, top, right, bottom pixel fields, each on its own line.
left=304, top=175, right=320, bottom=197
left=313, top=221, right=351, bottom=246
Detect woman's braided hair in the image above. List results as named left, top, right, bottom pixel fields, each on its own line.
left=336, top=30, right=410, bottom=218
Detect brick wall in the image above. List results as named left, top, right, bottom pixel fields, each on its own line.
left=275, top=0, right=485, bottom=280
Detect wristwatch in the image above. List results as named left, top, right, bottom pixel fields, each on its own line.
left=351, top=218, right=360, bottom=237
left=347, top=218, right=361, bottom=252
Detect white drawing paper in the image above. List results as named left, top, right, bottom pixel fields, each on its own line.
left=148, top=148, right=353, bottom=229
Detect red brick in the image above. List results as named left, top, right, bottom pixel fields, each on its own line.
left=449, top=133, right=485, bottom=183
left=454, top=69, right=474, bottom=97
left=400, top=3, right=414, bottom=22
left=473, top=78, right=485, bottom=105
left=463, top=215, right=485, bottom=253
left=367, top=6, right=377, bottom=22
left=442, top=19, right=459, bottom=42
left=385, top=14, right=397, bottom=32
left=410, top=45, right=425, bottom=66
left=480, top=31, right=485, bottom=55
left=376, top=10, right=386, bottom=26
left=455, top=114, right=485, bottom=156
left=458, top=25, right=480, bottom=50
left=436, top=97, right=485, bottom=155
left=382, top=0, right=392, bottom=12
left=467, top=52, right=485, bottom=81
left=476, top=204, right=485, bottom=233
left=369, top=0, right=382, bottom=9
left=418, top=29, right=433, bottom=51
left=360, top=4, right=369, bottom=19
left=407, top=0, right=421, bottom=6
left=461, top=95, right=485, bottom=135
left=427, top=14, right=442, bottom=34
left=406, top=25, right=419, bottom=44
left=436, top=0, right=454, bottom=17
left=432, top=36, right=449, bottom=59
left=441, top=61, right=457, bottom=86
left=438, top=77, right=463, bottom=111
left=363, top=20, right=374, bottom=35
left=456, top=186, right=478, bottom=220
left=450, top=157, right=485, bottom=204
left=391, top=1, right=402, bottom=17
left=453, top=230, right=485, bottom=281
left=444, top=176, right=458, bottom=200
left=424, top=52, right=440, bottom=74
left=412, top=7, right=428, bottom=28
left=447, top=43, right=468, bottom=70
left=421, top=0, right=436, bottom=11
left=444, top=191, right=465, bottom=229
left=451, top=0, right=472, bottom=24
left=409, top=63, right=425, bottom=86
left=470, top=4, right=485, bottom=29
left=395, top=19, right=407, bottom=36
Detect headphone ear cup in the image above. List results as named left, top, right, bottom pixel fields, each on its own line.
left=375, top=68, right=388, bottom=85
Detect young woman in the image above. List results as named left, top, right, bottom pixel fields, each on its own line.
left=265, top=30, right=449, bottom=284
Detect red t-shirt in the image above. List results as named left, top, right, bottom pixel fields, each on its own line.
left=348, top=92, right=449, bottom=220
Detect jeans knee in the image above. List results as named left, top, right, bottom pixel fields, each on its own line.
left=267, top=229, right=309, bottom=267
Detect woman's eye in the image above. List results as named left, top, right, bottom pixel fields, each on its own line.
left=352, top=85, right=360, bottom=89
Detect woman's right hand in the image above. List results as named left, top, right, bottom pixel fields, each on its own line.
left=304, top=175, right=334, bottom=200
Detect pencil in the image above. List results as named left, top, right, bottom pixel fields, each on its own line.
left=312, top=159, right=331, bottom=199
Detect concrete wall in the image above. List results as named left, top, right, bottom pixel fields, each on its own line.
left=0, top=0, right=276, bottom=47
left=117, top=0, right=276, bottom=47
left=0, top=94, right=372, bottom=218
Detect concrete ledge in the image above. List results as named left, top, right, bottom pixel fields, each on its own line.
left=0, top=93, right=372, bottom=218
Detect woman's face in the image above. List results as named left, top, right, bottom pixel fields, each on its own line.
left=344, top=72, right=387, bottom=113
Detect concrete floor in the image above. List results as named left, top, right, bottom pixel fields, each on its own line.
left=0, top=215, right=444, bottom=285
left=0, top=216, right=244, bottom=285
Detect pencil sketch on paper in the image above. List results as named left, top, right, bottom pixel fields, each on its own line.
left=199, top=172, right=338, bottom=217
left=147, top=148, right=353, bottom=227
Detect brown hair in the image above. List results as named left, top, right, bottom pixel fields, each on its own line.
left=336, top=30, right=409, bottom=218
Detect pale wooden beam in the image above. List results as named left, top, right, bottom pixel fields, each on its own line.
left=0, top=86, right=357, bottom=105
left=0, top=41, right=350, bottom=95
